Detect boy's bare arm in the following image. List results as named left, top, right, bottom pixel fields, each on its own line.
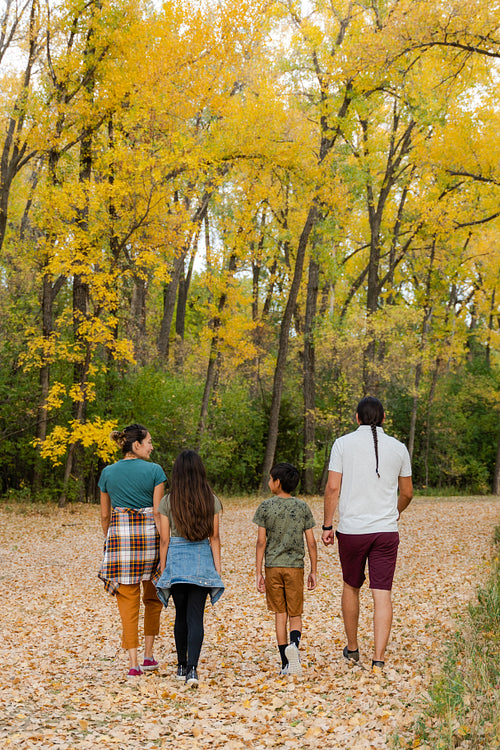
left=305, top=527, right=317, bottom=590
left=256, top=526, right=266, bottom=592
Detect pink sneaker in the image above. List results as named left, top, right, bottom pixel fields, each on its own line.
left=127, top=667, right=143, bottom=678
left=141, top=657, right=159, bottom=671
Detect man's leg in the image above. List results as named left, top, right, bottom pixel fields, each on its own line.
left=342, top=582, right=360, bottom=651
left=371, top=588, right=392, bottom=663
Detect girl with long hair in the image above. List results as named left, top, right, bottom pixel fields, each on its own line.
left=155, top=450, right=224, bottom=686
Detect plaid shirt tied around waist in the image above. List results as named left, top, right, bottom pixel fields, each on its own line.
left=98, top=506, right=160, bottom=595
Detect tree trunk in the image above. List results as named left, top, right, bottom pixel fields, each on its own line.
left=157, top=250, right=187, bottom=359
left=59, top=119, right=92, bottom=506
left=408, top=243, right=435, bottom=458
left=129, top=275, right=147, bottom=364
left=361, top=112, right=415, bottom=394
left=158, top=196, right=209, bottom=360
left=174, top=248, right=196, bottom=369
left=260, top=204, right=319, bottom=493
left=303, top=255, right=319, bottom=494
left=196, top=253, right=238, bottom=449
left=0, top=0, right=38, bottom=252
left=423, top=358, right=441, bottom=488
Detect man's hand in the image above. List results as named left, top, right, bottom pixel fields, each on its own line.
left=322, top=529, right=335, bottom=546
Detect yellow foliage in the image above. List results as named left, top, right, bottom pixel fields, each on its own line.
left=45, top=382, right=67, bottom=412
left=35, top=418, right=119, bottom=465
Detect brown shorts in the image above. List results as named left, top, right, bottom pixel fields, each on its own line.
left=336, top=531, right=400, bottom=591
left=265, top=567, right=304, bottom=616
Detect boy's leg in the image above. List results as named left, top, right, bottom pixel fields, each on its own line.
left=275, top=612, right=289, bottom=669
left=284, top=569, right=304, bottom=675
left=342, top=582, right=360, bottom=651
left=289, top=616, right=302, bottom=647
left=265, top=568, right=289, bottom=669
left=284, top=569, right=304, bottom=649
left=275, top=611, right=288, bottom=644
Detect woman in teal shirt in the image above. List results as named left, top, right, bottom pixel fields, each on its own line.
left=98, top=424, right=167, bottom=678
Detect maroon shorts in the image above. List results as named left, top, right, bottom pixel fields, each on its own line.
left=336, top=531, right=399, bottom=591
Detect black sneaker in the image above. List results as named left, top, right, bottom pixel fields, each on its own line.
left=343, top=646, right=360, bottom=662
left=185, top=666, right=199, bottom=687
left=176, top=664, right=187, bottom=680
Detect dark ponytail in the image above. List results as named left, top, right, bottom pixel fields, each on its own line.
left=110, top=423, right=149, bottom=455
left=356, top=397, right=384, bottom=478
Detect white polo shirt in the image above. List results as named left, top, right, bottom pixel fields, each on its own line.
left=329, top=426, right=412, bottom=534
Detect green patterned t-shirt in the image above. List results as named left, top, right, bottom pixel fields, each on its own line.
left=252, top=496, right=316, bottom=568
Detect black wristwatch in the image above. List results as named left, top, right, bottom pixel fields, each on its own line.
left=322, top=524, right=333, bottom=531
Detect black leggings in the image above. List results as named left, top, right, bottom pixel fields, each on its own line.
left=171, top=584, right=209, bottom=668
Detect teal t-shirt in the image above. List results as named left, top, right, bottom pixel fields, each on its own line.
left=158, top=493, right=222, bottom=537
left=98, top=459, right=167, bottom=509
left=252, top=496, right=316, bottom=568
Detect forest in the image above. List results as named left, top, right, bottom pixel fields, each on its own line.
left=0, top=0, right=499, bottom=503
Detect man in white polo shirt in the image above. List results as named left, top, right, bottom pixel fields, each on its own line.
left=322, top=397, right=413, bottom=670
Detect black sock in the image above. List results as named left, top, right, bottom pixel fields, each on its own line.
left=278, top=644, right=288, bottom=668
left=290, top=630, right=301, bottom=648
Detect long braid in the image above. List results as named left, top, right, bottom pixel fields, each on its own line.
left=357, top=396, right=384, bottom=479
left=370, top=423, right=380, bottom=478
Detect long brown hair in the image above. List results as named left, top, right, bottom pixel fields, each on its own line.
left=169, top=450, right=215, bottom=541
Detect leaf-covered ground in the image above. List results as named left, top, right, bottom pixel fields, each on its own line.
left=1, top=496, right=499, bottom=749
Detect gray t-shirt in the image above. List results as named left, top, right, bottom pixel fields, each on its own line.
left=158, top=493, right=222, bottom=538
left=252, top=496, right=316, bottom=568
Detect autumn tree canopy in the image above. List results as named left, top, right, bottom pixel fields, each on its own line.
left=0, top=0, right=499, bottom=501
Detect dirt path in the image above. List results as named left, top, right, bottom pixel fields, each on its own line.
left=1, top=496, right=499, bottom=749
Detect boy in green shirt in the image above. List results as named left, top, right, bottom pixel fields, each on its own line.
left=253, top=463, right=317, bottom=675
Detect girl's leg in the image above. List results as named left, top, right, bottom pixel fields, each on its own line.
left=185, top=585, right=208, bottom=667
left=171, top=584, right=189, bottom=666
left=115, top=583, right=141, bottom=668
left=142, top=579, right=163, bottom=659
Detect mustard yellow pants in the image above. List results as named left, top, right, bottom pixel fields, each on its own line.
left=115, top=580, right=163, bottom=649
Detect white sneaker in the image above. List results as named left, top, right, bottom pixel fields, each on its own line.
left=285, top=643, right=302, bottom=675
